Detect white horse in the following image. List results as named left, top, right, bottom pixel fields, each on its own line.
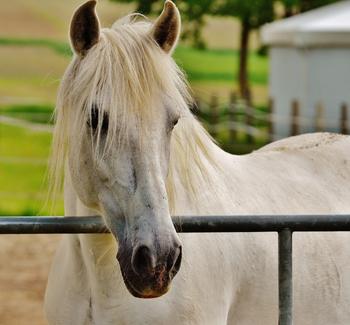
left=45, top=1, right=350, bottom=324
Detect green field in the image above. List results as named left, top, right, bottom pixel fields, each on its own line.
left=0, top=122, right=63, bottom=215
left=175, top=46, right=267, bottom=84
left=0, top=104, right=53, bottom=124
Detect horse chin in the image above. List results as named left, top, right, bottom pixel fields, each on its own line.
left=123, top=277, right=170, bottom=299
left=119, top=265, right=172, bottom=299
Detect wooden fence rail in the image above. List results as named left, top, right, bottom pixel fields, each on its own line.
left=194, top=94, right=350, bottom=145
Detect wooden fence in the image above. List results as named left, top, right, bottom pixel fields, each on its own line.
left=194, top=93, right=349, bottom=147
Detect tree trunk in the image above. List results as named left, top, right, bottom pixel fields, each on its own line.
left=300, top=0, right=313, bottom=13
left=284, top=5, right=293, bottom=17
left=239, top=19, right=251, bottom=102
left=192, top=20, right=206, bottom=49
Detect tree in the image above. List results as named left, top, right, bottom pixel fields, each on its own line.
left=110, top=0, right=213, bottom=49
left=110, top=0, right=158, bottom=14
left=280, top=0, right=340, bottom=17
left=177, top=0, right=214, bottom=49
left=215, top=0, right=274, bottom=101
left=299, top=0, right=339, bottom=12
left=282, top=0, right=298, bottom=17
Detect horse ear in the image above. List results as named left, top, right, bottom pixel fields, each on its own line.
left=151, top=0, right=181, bottom=55
left=70, top=0, right=100, bottom=56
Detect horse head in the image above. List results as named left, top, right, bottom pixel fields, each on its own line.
left=57, top=0, right=188, bottom=298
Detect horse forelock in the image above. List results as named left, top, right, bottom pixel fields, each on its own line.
left=49, top=15, right=222, bottom=214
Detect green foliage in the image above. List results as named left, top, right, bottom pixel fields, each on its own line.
left=215, top=0, right=274, bottom=27
left=109, top=0, right=158, bottom=14
left=299, top=0, right=339, bottom=12
left=280, top=0, right=340, bottom=16
left=109, top=0, right=215, bottom=49
left=177, top=0, right=214, bottom=49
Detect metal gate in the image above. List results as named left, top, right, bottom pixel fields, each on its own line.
left=2, top=214, right=350, bottom=325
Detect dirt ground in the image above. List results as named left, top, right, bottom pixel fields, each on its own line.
left=0, top=235, right=60, bottom=325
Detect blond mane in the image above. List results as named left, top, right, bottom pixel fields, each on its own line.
left=50, top=16, right=223, bottom=214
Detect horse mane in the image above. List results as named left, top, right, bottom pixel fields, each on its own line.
left=50, top=15, right=224, bottom=214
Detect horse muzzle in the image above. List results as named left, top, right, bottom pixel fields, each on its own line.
left=116, top=238, right=182, bottom=298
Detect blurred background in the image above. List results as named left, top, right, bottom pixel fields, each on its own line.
left=0, top=0, right=348, bottom=216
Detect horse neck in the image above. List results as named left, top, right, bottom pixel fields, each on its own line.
left=168, top=122, right=239, bottom=215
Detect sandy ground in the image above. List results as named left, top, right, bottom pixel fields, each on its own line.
left=0, top=235, right=60, bottom=325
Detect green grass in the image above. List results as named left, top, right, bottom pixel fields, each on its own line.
left=0, top=104, right=54, bottom=124
left=0, top=104, right=53, bottom=114
left=0, top=123, right=51, bottom=157
left=0, top=123, right=63, bottom=215
left=0, top=37, right=72, bottom=56
left=0, top=162, right=48, bottom=215
left=174, top=46, right=268, bottom=85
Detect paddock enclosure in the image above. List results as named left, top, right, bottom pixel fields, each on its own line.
left=2, top=215, right=350, bottom=325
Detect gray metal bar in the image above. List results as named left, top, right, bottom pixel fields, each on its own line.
left=1, top=215, right=350, bottom=234
left=0, top=217, right=107, bottom=234
left=279, top=229, right=293, bottom=325
left=1, top=215, right=347, bottom=324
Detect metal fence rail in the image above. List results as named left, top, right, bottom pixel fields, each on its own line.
left=2, top=214, right=350, bottom=325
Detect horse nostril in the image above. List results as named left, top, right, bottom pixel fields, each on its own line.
left=167, top=246, right=182, bottom=273
left=132, top=245, right=156, bottom=275
left=174, top=246, right=182, bottom=271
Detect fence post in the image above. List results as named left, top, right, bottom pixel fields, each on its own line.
left=245, top=94, right=254, bottom=143
left=340, top=103, right=348, bottom=135
left=268, top=98, right=274, bottom=142
left=279, top=229, right=293, bottom=325
left=210, top=94, right=219, bottom=139
left=228, top=92, right=237, bottom=143
left=290, top=100, right=300, bottom=137
left=314, top=102, right=324, bottom=133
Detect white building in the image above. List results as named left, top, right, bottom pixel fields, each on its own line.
left=261, top=1, right=350, bottom=138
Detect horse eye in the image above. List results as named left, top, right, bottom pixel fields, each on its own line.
left=87, top=105, right=109, bottom=133
left=167, top=118, right=179, bottom=133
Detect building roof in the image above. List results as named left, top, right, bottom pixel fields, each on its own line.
left=261, top=1, right=350, bottom=47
